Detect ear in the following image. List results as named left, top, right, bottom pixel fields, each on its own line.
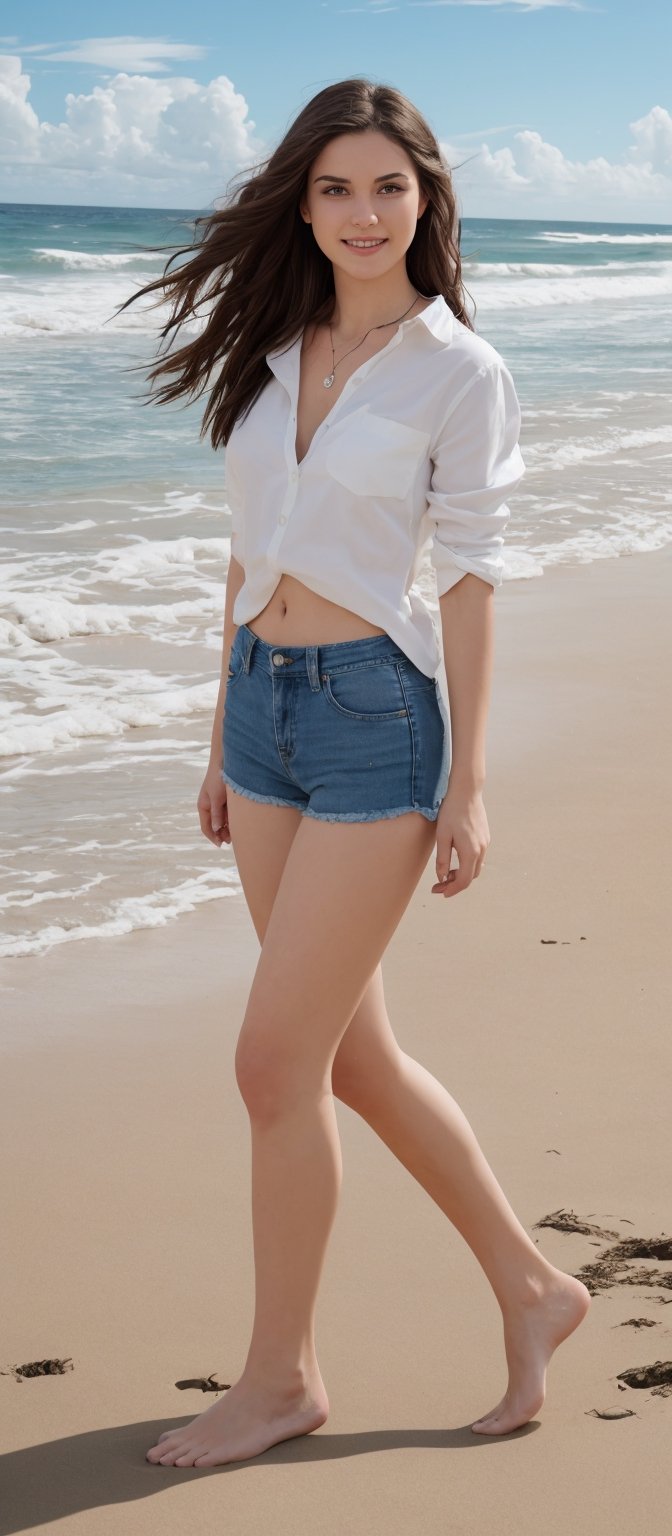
left=417, top=191, right=429, bottom=220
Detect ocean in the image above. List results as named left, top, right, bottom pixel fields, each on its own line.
left=1, top=202, right=671, bottom=960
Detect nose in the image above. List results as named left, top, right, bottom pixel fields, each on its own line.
left=349, top=201, right=379, bottom=228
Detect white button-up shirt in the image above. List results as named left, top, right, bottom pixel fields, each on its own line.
left=225, top=292, right=525, bottom=677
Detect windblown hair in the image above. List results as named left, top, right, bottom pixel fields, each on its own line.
left=117, top=78, right=475, bottom=449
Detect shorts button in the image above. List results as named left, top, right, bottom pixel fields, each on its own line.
left=272, top=654, right=284, bottom=667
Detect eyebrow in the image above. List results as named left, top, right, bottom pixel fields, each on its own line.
left=314, top=172, right=411, bottom=184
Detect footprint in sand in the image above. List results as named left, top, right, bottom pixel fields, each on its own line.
left=534, top=1209, right=672, bottom=1413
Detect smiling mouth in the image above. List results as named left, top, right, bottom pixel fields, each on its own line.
left=342, top=238, right=388, bottom=248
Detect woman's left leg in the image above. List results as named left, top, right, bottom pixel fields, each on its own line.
left=146, top=807, right=437, bottom=1470
left=329, top=968, right=592, bottom=1435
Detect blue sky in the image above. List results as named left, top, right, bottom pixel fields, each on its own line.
left=1, top=0, right=671, bottom=219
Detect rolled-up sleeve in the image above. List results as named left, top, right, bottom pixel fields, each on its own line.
left=428, top=358, right=526, bottom=596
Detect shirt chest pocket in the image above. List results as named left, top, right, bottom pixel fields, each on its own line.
left=324, top=412, right=431, bottom=500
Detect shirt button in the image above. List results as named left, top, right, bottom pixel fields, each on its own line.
left=278, top=513, right=287, bottom=524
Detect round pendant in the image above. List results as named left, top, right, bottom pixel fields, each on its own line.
left=323, top=374, right=335, bottom=389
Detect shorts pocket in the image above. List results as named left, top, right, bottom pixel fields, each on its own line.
left=321, top=659, right=408, bottom=721
left=325, top=411, right=431, bottom=499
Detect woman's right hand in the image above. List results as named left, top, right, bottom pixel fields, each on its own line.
left=197, top=759, right=231, bottom=847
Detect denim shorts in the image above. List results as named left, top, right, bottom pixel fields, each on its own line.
left=220, top=623, right=451, bottom=823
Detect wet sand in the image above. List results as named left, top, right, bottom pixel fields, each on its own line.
left=1, top=545, right=671, bottom=1534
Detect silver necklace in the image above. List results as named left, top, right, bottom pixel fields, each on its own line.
left=323, top=291, right=421, bottom=388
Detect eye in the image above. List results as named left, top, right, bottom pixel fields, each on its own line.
left=322, top=184, right=404, bottom=196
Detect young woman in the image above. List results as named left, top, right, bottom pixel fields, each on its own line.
left=122, top=78, right=590, bottom=1470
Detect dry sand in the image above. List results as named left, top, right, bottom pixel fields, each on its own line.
left=1, top=545, right=671, bottom=1535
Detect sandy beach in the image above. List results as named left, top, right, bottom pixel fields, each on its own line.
left=1, top=544, right=671, bottom=1536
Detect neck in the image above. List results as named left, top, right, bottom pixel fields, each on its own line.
left=329, top=266, right=421, bottom=340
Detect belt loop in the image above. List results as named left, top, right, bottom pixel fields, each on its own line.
left=306, top=644, right=321, bottom=692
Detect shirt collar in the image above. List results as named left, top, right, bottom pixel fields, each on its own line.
left=266, top=292, right=454, bottom=376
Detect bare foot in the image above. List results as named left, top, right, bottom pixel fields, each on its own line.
left=146, top=1371, right=329, bottom=1468
left=471, top=1270, right=591, bottom=1435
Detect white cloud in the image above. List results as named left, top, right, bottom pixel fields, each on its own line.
left=0, top=53, right=670, bottom=220
left=0, top=54, right=262, bottom=206
left=628, top=104, right=672, bottom=171
left=0, top=55, right=40, bottom=158
left=21, top=35, right=209, bottom=74
left=444, top=109, right=672, bottom=218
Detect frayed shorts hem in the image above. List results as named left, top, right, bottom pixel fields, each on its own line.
left=303, top=804, right=440, bottom=824
left=220, top=772, right=300, bottom=811
left=221, top=771, right=441, bottom=824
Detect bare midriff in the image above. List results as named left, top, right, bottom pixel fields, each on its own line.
left=247, top=573, right=387, bottom=646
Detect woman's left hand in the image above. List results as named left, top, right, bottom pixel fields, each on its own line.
left=431, top=785, right=490, bottom=898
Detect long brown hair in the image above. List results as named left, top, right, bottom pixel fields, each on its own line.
left=116, top=78, right=475, bottom=449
